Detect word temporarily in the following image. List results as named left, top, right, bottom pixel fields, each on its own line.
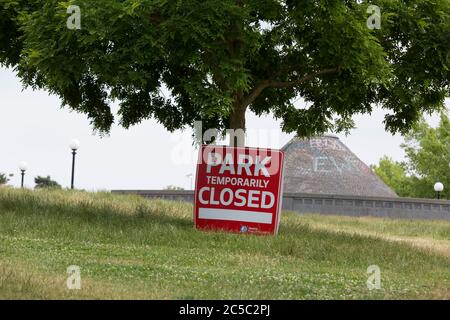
left=206, top=175, right=269, bottom=188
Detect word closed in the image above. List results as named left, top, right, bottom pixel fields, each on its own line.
left=194, top=145, right=285, bottom=235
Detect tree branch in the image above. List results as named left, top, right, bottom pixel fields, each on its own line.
left=269, top=67, right=340, bottom=88
left=242, top=67, right=341, bottom=108
left=242, top=80, right=271, bottom=108
left=149, top=13, right=165, bottom=24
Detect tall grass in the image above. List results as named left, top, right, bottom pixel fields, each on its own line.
left=0, top=188, right=449, bottom=299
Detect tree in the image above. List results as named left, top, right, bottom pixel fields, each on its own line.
left=1, top=1, right=449, bottom=146
left=370, top=156, right=412, bottom=197
left=373, top=111, right=450, bottom=199
left=0, top=173, right=9, bottom=185
left=34, top=176, right=62, bottom=189
left=402, top=111, right=450, bottom=198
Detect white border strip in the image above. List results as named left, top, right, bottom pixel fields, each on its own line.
left=199, top=208, right=273, bottom=224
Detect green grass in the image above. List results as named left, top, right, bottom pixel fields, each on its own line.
left=0, top=188, right=449, bottom=299
left=300, top=214, right=450, bottom=241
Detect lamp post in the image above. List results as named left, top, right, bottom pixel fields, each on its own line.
left=434, top=182, right=444, bottom=200
left=19, top=161, right=28, bottom=188
left=69, top=139, right=80, bottom=190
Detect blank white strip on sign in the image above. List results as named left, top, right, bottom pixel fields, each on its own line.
left=199, top=208, right=272, bottom=224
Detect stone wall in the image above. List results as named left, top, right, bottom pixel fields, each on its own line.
left=112, top=190, right=450, bottom=221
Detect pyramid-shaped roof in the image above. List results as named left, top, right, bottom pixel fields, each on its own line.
left=282, top=135, right=398, bottom=197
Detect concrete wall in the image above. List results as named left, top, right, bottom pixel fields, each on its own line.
left=112, top=190, right=450, bottom=221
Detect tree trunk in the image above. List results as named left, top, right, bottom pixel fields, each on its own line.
left=229, top=102, right=246, bottom=147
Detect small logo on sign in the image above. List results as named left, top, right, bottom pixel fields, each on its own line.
left=240, top=226, right=248, bottom=233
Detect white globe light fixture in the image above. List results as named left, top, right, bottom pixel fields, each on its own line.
left=69, top=139, right=80, bottom=189
left=18, top=161, right=28, bottom=188
left=434, top=182, right=444, bottom=199
left=19, top=161, right=28, bottom=172
left=69, top=139, right=80, bottom=151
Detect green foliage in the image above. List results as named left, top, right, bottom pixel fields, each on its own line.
left=0, top=173, right=9, bottom=185
left=402, top=111, right=450, bottom=198
left=373, top=111, right=450, bottom=199
left=0, top=0, right=449, bottom=139
left=371, top=156, right=412, bottom=197
left=34, top=176, right=61, bottom=189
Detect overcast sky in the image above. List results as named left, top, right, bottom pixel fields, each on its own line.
left=0, top=67, right=446, bottom=190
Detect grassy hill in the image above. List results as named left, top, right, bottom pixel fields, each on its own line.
left=0, top=188, right=449, bottom=299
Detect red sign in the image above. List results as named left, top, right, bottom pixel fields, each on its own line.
left=194, top=145, right=285, bottom=235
